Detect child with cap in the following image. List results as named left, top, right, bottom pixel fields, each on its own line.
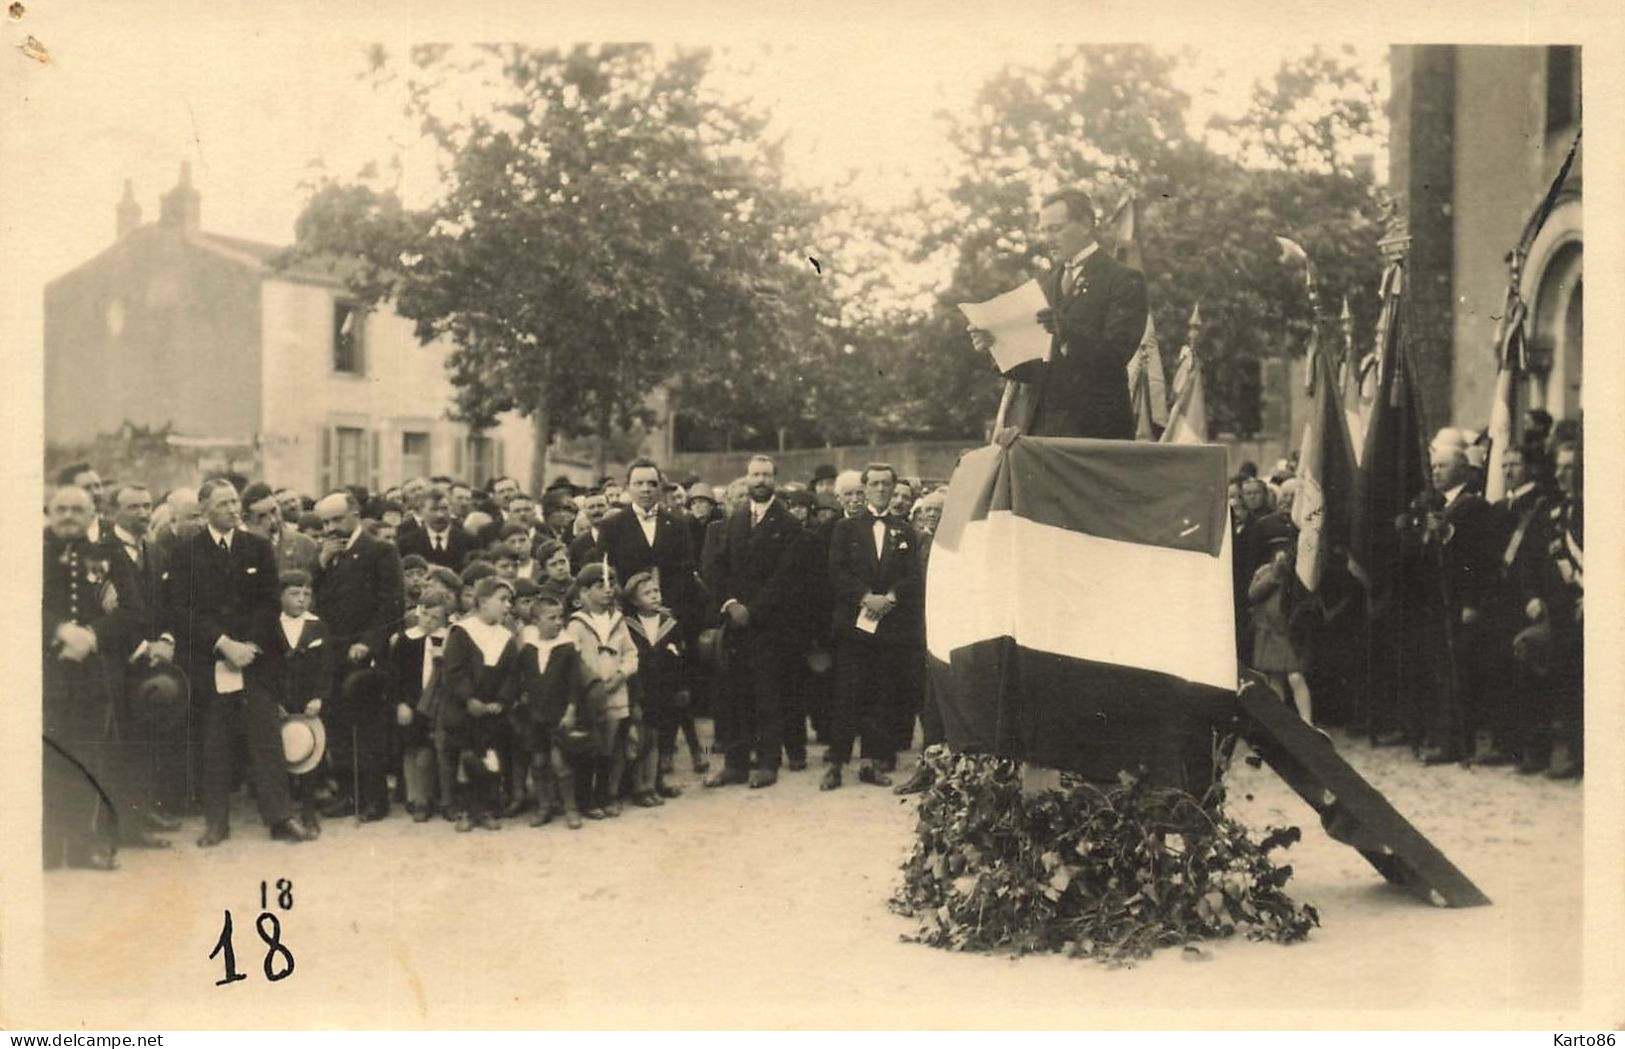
left=441, top=576, right=520, bottom=831
left=563, top=561, right=639, bottom=818
left=391, top=585, right=455, bottom=822
left=517, top=593, right=591, bottom=829
left=622, top=570, right=686, bottom=803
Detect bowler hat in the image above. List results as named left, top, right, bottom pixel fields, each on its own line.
left=280, top=714, right=328, bottom=775
left=695, top=619, right=732, bottom=673
left=131, top=663, right=189, bottom=718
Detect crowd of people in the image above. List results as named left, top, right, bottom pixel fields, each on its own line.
left=41, top=454, right=950, bottom=869
left=1229, top=411, right=1585, bottom=780
left=41, top=405, right=1585, bottom=874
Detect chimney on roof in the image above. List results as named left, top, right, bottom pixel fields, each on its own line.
left=116, top=179, right=143, bottom=239
left=158, top=161, right=201, bottom=231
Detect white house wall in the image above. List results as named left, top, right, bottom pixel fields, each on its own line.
left=258, top=278, right=533, bottom=495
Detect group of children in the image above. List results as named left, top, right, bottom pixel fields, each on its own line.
left=277, top=556, right=709, bottom=834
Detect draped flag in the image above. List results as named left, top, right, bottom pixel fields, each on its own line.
left=1161, top=305, right=1208, bottom=445
left=925, top=438, right=1235, bottom=786
left=1348, top=261, right=1428, bottom=608
left=1292, top=329, right=1359, bottom=592
left=1107, top=196, right=1169, bottom=440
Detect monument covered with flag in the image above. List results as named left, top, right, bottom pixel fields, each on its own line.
left=924, top=437, right=1236, bottom=789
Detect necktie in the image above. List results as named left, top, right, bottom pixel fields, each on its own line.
left=435, top=534, right=445, bottom=552
left=218, top=535, right=229, bottom=554
left=1062, top=260, right=1078, bottom=297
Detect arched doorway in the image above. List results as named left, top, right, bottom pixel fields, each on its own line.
left=1520, top=196, right=1582, bottom=421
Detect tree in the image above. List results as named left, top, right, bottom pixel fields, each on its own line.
left=282, top=44, right=821, bottom=484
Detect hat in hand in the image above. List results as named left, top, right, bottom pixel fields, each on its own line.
left=280, top=714, right=327, bottom=775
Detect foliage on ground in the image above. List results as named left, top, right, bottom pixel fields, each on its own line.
left=891, top=745, right=1320, bottom=966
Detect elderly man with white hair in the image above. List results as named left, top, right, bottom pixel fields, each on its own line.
left=1406, top=441, right=1500, bottom=766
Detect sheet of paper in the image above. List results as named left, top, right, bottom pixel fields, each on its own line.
left=214, top=658, right=245, bottom=694
left=958, top=279, right=1051, bottom=374
left=855, top=609, right=881, bottom=634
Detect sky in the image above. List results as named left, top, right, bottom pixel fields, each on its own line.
left=0, top=5, right=1394, bottom=363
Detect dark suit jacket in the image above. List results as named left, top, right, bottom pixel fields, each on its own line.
left=707, top=500, right=807, bottom=638
left=264, top=614, right=334, bottom=712
left=596, top=504, right=700, bottom=625
left=312, top=530, right=405, bottom=668
left=106, top=528, right=168, bottom=647
left=828, top=511, right=923, bottom=647
left=1008, top=247, right=1148, bottom=439
left=1439, top=491, right=1498, bottom=615
left=568, top=525, right=603, bottom=575
left=160, top=527, right=281, bottom=683
left=397, top=523, right=476, bottom=571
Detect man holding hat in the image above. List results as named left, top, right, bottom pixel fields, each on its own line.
left=161, top=479, right=314, bottom=846
left=312, top=490, right=406, bottom=821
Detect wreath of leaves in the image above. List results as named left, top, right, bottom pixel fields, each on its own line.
left=891, top=745, right=1320, bottom=967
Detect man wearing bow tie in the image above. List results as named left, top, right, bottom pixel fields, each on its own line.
left=821, top=463, right=923, bottom=790
left=969, top=187, right=1148, bottom=442
left=397, top=487, right=476, bottom=571
left=161, top=479, right=313, bottom=846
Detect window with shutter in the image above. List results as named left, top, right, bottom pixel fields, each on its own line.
left=319, top=426, right=333, bottom=495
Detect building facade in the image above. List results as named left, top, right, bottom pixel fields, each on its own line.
left=1389, top=44, right=1582, bottom=434
left=45, top=165, right=534, bottom=496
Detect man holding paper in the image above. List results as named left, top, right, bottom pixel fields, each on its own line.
left=965, top=187, right=1148, bottom=441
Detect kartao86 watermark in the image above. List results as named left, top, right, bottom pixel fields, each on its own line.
left=1553, top=1035, right=1616, bottom=1047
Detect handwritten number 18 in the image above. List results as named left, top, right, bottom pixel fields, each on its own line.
left=210, top=909, right=296, bottom=985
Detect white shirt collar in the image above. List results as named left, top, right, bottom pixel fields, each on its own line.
left=1066, top=242, right=1100, bottom=270
left=1508, top=481, right=1535, bottom=501
left=208, top=524, right=234, bottom=547
left=1443, top=483, right=1467, bottom=506
left=113, top=524, right=142, bottom=548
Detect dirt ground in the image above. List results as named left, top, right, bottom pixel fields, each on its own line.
left=19, top=723, right=1600, bottom=1029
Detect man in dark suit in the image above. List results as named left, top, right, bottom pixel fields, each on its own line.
left=311, top=491, right=406, bottom=821
left=567, top=487, right=612, bottom=572
left=821, top=464, right=923, bottom=789
left=160, top=479, right=313, bottom=846
left=105, top=483, right=188, bottom=839
left=703, top=455, right=808, bottom=789
left=597, top=459, right=700, bottom=624
left=42, top=485, right=148, bottom=868
left=969, top=187, right=1149, bottom=441
left=1413, top=444, right=1500, bottom=765
left=397, top=487, right=476, bottom=571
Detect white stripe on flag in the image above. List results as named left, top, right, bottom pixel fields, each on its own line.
left=926, top=510, right=1236, bottom=691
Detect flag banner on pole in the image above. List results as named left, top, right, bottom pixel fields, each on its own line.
left=1348, top=264, right=1428, bottom=606
left=1482, top=353, right=1519, bottom=503
left=1293, top=334, right=1359, bottom=592
left=1107, top=196, right=1169, bottom=438
left=926, top=438, right=1235, bottom=784
left=1160, top=342, right=1208, bottom=445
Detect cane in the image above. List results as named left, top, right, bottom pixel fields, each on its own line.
left=352, top=724, right=362, bottom=827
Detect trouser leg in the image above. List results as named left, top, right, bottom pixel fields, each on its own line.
left=243, top=685, right=292, bottom=826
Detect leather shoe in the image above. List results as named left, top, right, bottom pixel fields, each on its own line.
left=1421, top=748, right=1464, bottom=766
left=748, top=768, right=778, bottom=789
left=145, top=811, right=183, bottom=833
left=322, top=797, right=357, bottom=819
left=894, top=766, right=933, bottom=795
left=1472, top=750, right=1517, bottom=767
left=656, top=781, right=683, bottom=799
left=820, top=765, right=842, bottom=791
left=124, top=831, right=174, bottom=850
left=270, top=819, right=317, bottom=843
left=197, top=825, right=230, bottom=848
left=412, top=806, right=434, bottom=823
left=858, top=763, right=893, bottom=787
left=704, top=768, right=749, bottom=789
left=786, top=756, right=808, bottom=772
left=358, top=804, right=389, bottom=823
